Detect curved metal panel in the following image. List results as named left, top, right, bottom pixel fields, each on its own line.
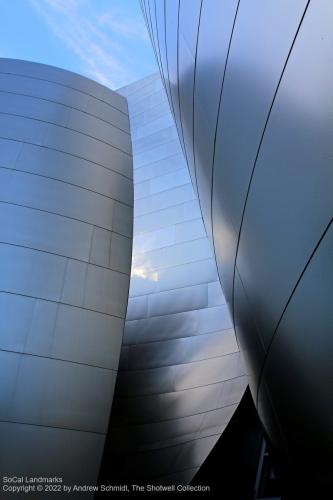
left=212, top=0, right=307, bottom=307
left=193, top=0, right=238, bottom=239
left=258, top=223, right=333, bottom=488
left=0, top=59, right=133, bottom=487
left=100, top=73, right=246, bottom=486
left=144, top=0, right=333, bottom=489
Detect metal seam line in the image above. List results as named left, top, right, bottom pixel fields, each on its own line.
left=115, top=374, right=246, bottom=399
left=0, top=348, right=118, bottom=372
left=0, top=135, right=133, bottom=181
left=0, top=240, right=131, bottom=277
left=0, top=419, right=106, bottom=436
left=0, top=165, right=133, bottom=208
left=0, top=70, right=127, bottom=115
left=117, top=350, right=241, bottom=373
left=0, top=111, right=131, bottom=156
left=0, top=199, right=132, bottom=239
left=192, top=0, right=205, bottom=231
left=255, top=215, right=333, bottom=407
left=122, top=327, right=235, bottom=348
left=0, top=90, right=130, bottom=134
left=230, top=3, right=311, bottom=363
left=208, top=0, right=240, bottom=322
left=111, top=401, right=242, bottom=428
left=0, top=290, right=127, bottom=321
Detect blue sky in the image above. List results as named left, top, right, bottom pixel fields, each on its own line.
left=0, top=0, right=157, bottom=89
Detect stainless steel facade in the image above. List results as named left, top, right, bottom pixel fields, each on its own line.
left=0, top=59, right=133, bottom=488
left=143, top=0, right=333, bottom=488
left=102, top=73, right=247, bottom=485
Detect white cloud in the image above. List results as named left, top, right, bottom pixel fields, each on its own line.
left=29, top=0, right=153, bottom=88
left=98, top=9, right=149, bottom=41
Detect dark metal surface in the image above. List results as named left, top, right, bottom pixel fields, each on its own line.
left=100, top=73, right=247, bottom=486
left=0, top=59, right=133, bottom=490
left=143, top=0, right=333, bottom=489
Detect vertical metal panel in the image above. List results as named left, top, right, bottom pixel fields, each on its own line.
left=212, top=0, right=307, bottom=306
left=193, top=0, right=238, bottom=239
left=177, top=0, right=202, bottom=193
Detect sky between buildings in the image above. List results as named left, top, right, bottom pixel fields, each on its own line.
left=0, top=0, right=157, bottom=89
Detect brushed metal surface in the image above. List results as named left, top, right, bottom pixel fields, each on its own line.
left=0, top=59, right=133, bottom=489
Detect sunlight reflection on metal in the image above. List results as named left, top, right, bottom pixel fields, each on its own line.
left=102, top=72, right=247, bottom=486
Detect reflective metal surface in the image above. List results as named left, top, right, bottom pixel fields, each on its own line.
left=0, top=59, right=133, bottom=489
left=101, top=73, right=246, bottom=485
left=143, top=0, right=333, bottom=488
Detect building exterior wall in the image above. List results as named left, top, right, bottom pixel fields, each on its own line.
left=142, top=0, right=333, bottom=488
left=102, top=73, right=247, bottom=485
left=0, top=59, right=133, bottom=488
